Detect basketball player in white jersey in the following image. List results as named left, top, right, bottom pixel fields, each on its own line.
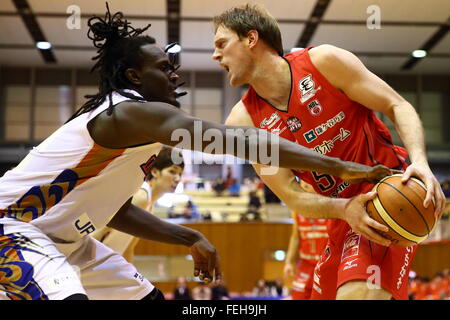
left=93, top=146, right=185, bottom=263
left=0, top=6, right=394, bottom=300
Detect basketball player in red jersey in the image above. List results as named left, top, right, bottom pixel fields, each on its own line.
left=214, top=4, right=446, bottom=300
left=284, top=180, right=328, bottom=300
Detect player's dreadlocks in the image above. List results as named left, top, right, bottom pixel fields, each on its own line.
left=68, top=3, right=181, bottom=122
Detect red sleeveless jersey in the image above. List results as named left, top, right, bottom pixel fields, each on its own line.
left=296, top=215, right=328, bottom=261
left=243, top=47, right=408, bottom=199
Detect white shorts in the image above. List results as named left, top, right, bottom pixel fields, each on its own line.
left=0, top=218, right=154, bottom=300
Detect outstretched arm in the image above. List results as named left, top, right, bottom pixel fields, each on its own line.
left=107, top=198, right=221, bottom=283
left=88, top=100, right=393, bottom=184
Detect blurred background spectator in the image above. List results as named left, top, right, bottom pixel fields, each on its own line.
left=192, top=282, right=212, bottom=300
left=173, top=277, right=192, bottom=300
left=241, top=190, right=262, bottom=221
left=269, top=279, right=289, bottom=298
left=182, top=200, right=201, bottom=220
left=212, top=176, right=226, bottom=196
left=228, top=178, right=241, bottom=197
left=211, top=278, right=230, bottom=300
left=408, top=269, right=450, bottom=300
left=252, top=278, right=271, bottom=297
left=441, top=180, right=450, bottom=198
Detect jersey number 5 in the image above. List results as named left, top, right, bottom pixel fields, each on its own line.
left=312, top=172, right=336, bottom=192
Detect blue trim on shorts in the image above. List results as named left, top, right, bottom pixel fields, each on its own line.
left=0, top=224, right=3, bottom=235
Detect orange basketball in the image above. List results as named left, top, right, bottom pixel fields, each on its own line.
left=366, top=174, right=437, bottom=247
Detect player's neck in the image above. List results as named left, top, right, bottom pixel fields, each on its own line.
left=250, top=54, right=291, bottom=109
left=149, top=180, right=164, bottom=204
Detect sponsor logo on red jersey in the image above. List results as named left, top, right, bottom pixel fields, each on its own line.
left=311, top=128, right=351, bottom=155
left=396, top=246, right=413, bottom=289
left=299, top=74, right=321, bottom=103
left=304, top=112, right=346, bottom=144
left=341, top=231, right=361, bottom=261
left=343, top=258, right=358, bottom=271
left=260, top=112, right=287, bottom=135
left=286, top=116, right=302, bottom=132
left=260, top=112, right=280, bottom=129
left=307, top=100, right=323, bottom=116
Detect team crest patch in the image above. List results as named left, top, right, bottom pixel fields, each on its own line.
left=286, top=116, right=302, bottom=132
left=299, top=74, right=321, bottom=103
left=307, top=100, right=322, bottom=116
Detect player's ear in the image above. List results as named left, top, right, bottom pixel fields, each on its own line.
left=247, top=30, right=259, bottom=49
left=125, top=68, right=142, bottom=86
left=150, top=168, right=160, bottom=179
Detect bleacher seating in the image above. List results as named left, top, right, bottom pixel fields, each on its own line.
left=155, top=189, right=291, bottom=222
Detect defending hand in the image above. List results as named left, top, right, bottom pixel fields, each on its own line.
left=190, top=237, right=222, bottom=284
left=340, top=163, right=400, bottom=184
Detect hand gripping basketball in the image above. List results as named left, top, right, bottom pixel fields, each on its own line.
left=366, top=174, right=438, bottom=247
left=401, top=162, right=446, bottom=218
left=343, top=191, right=392, bottom=247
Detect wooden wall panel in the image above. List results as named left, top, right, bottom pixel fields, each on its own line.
left=411, top=242, right=450, bottom=279
left=135, top=222, right=291, bottom=293
left=135, top=222, right=450, bottom=294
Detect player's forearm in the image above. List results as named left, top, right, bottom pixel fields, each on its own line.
left=229, top=127, right=351, bottom=177
left=173, top=119, right=373, bottom=179
left=285, top=192, right=347, bottom=220
left=286, top=234, right=299, bottom=265
left=185, top=120, right=344, bottom=175
left=108, top=202, right=202, bottom=246
left=391, top=102, right=427, bottom=164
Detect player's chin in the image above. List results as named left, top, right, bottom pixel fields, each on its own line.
left=228, top=74, right=243, bottom=87
left=229, top=78, right=243, bottom=87
left=167, top=97, right=181, bottom=108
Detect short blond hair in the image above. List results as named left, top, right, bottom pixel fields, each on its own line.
left=213, top=3, right=284, bottom=56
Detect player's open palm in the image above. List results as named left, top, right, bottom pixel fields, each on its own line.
left=190, top=237, right=222, bottom=284
left=343, top=192, right=391, bottom=246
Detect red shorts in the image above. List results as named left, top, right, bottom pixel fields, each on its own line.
left=310, top=220, right=417, bottom=300
left=291, top=259, right=318, bottom=300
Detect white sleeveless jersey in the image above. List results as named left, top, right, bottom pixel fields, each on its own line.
left=140, top=182, right=152, bottom=203
left=0, top=90, right=162, bottom=242
left=95, top=182, right=153, bottom=255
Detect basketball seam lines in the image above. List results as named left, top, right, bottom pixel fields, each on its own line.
left=375, top=195, right=419, bottom=244
left=405, top=178, right=436, bottom=231
left=373, top=182, right=418, bottom=244
left=381, top=181, right=430, bottom=235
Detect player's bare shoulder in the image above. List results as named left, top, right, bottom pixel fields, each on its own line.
left=87, top=100, right=148, bottom=148
left=308, top=45, right=362, bottom=91
left=225, top=100, right=254, bottom=127
left=308, top=44, right=347, bottom=69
